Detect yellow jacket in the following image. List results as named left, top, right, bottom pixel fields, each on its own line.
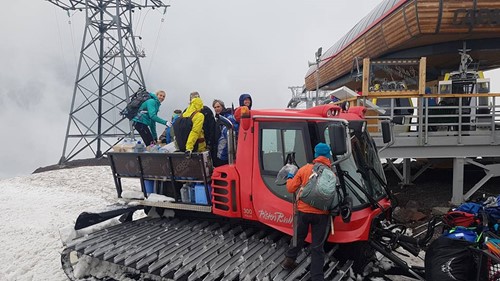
left=183, top=97, right=206, bottom=152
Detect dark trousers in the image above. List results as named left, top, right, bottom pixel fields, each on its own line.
left=133, top=122, right=154, bottom=146
left=286, top=211, right=330, bottom=281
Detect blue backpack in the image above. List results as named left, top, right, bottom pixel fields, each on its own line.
left=443, top=226, right=479, bottom=243
left=299, top=163, right=343, bottom=211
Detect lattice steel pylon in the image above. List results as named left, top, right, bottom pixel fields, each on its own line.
left=48, top=0, right=169, bottom=164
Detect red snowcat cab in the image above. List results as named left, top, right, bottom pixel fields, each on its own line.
left=62, top=104, right=434, bottom=280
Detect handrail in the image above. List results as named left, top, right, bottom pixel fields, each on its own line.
left=352, top=92, right=500, bottom=147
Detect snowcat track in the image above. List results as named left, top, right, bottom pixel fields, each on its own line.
left=62, top=217, right=353, bottom=280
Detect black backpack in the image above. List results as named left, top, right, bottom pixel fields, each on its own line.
left=173, top=111, right=199, bottom=152
left=425, top=236, right=477, bottom=281
left=120, top=88, right=151, bottom=120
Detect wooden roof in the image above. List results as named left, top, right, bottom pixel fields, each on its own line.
left=304, top=0, right=500, bottom=91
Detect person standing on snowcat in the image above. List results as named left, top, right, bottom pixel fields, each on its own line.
left=281, top=142, right=335, bottom=281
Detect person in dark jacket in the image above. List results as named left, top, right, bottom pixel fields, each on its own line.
left=212, top=99, right=238, bottom=167
left=234, top=93, right=253, bottom=123
left=132, top=90, right=171, bottom=146
left=238, top=93, right=253, bottom=109
left=281, top=143, right=334, bottom=281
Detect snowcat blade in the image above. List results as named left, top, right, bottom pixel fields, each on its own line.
left=74, top=205, right=143, bottom=230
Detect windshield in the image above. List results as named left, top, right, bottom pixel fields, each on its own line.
left=320, top=123, right=367, bottom=208
left=322, top=121, right=387, bottom=209
left=349, top=127, right=387, bottom=200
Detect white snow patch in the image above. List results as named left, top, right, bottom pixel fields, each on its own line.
left=146, top=193, right=175, bottom=202
left=122, top=190, right=145, bottom=200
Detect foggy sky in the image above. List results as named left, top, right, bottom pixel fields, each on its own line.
left=1, top=1, right=499, bottom=178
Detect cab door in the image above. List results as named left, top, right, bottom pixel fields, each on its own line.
left=251, top=120, right=312, bottom=234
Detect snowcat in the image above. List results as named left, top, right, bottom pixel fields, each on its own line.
left=61, top=104, right=436, bottom=280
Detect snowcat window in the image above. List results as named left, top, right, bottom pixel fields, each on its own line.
left=350, top=135, right=385, bottom=200
left=364, top=132, right=387, bottom=197
left=260, top=128, right=307, bottom=172
left=259, top=122, right=310, bottom=202
left=337, top=156, right=369, bottom=207
left=320, top=121, right=387, bottom=208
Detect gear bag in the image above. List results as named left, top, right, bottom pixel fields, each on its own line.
left=173, top=111, right=198, bottom=152
left=299, top=163, right=342, bottom=211
left=442, top=210, right=481, bottom=228
left=425, top=235, right=477, bottom=281
left=120, top=88, right=151, bottom=120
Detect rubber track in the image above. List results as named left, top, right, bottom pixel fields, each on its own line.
left=62, top=217, right=352, bottom=280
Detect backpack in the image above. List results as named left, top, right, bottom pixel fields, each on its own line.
left=173, top=111, right=198, bottom=152
left=442, top=210, right=481, bottom=228
left=120, top=88, right=151, bottom=120
left=443, top=226, right=480, bottom=243
left=425, top=235, right=477, bottom=281
left=299, top=163, right=342, bottom=211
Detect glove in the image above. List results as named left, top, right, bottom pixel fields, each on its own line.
left=166, top=121, right=172, bottom=128
left=287, top=173, right=295, bottom=179
left=185, top=150, right=192, bottom=159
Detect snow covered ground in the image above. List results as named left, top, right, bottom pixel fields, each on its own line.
left=0, top=166, right=128, bottom=280
left=0, top=166, right=423, bottom=281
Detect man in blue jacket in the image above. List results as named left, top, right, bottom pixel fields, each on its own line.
left=132, top=90, right=171, bottom=146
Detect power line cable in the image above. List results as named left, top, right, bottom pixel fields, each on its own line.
left=67, top=11, right=79, bottom=69
left=54, top=6, right=70, bottom=76
left=146, top=7, right=169, bottom=80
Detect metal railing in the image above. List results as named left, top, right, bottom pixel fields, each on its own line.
left=359, top=93, right=500, bottom=146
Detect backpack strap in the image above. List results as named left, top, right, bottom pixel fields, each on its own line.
left=190, top=111, right=199, bottom=119
left=298, top=162, right=325, bottom=200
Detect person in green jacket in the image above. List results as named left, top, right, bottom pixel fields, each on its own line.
left=132, top=90, right=171, bottom=146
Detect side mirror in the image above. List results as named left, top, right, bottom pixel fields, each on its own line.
left=329, top=123, right=348, bottom=155
left=381, top=120, right=392, bottom=144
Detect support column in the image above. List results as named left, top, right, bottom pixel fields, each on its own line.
left=451, top=157, right=465, bottom=205
left=402, top=158, right=412, bottom=185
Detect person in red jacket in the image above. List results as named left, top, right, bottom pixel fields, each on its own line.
left=281, top=142, right=333, bottom=281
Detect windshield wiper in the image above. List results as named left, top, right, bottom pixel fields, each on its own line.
left=342, top=171, right=384, bottom=212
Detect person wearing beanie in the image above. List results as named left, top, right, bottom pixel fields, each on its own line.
left=281, top=142, right=333, bottom=281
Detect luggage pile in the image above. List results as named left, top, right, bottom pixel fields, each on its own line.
left=425, top=195, right=500, bottom=281
left=112, top=137, right=176, bottom=153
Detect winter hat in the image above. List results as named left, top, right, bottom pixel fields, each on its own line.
left=314, top=143, right=331, bottom=158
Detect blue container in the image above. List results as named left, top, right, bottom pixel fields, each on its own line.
left=144, top=180, right=155, bottom=194
left=194, top=184, right=211, bottom=205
